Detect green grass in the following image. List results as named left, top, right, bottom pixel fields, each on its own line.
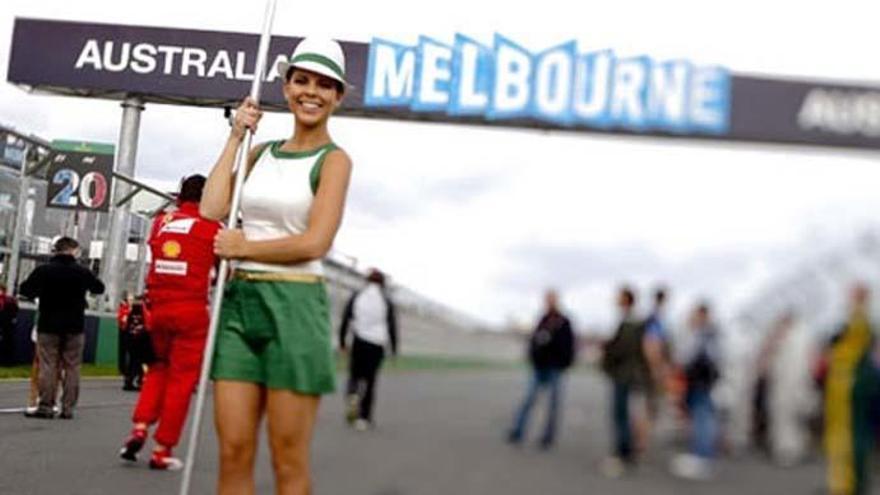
left=0, top=364, right=120, bottom=379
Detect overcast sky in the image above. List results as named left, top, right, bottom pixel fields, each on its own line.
left=2, top=0, right=879, bottom=331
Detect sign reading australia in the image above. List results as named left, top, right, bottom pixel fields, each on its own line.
left=7, top=18, right=880, bottom=150
left=364, top=35, right=730, bottom=135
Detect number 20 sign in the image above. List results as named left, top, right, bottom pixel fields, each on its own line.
left=46, top=151, right=113, bottom=212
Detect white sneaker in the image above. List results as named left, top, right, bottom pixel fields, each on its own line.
left=345, top=395, right=359, bottom=425
left=670, top=453, right=712, bottom=480
left=353, top=419, right=371, bottom=432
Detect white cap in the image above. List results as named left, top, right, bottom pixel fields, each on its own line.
left=277, top=37, right=347, bottom=87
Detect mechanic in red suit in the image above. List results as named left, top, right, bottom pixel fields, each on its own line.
left=119, top=174, right=221, bottom=470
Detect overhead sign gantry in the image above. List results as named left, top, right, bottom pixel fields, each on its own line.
left=6, top=17, right=880, bottom=305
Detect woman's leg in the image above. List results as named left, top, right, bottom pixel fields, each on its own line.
left=266, top=389, right=320, bottom=495
left=215, top=380, right=265, bottom=495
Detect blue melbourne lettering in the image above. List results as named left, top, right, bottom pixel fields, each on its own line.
left=364, top=38, right=417, bottom=107
left=487, top=34, right=534, bottom=120
left=529, top=41, right=578, bottom=125
left=363, top=34, right=731, bottom=134
left=448, top=34, right=493, bottom=116
left=411, top=36, right=453, bottom=112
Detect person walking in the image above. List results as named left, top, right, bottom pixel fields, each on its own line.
left=201, top=37, right=353, bottom=494
left=19, top=237, right=105, bottom=419
left=118, top=175, right=221, bottom=470
left=758, top=311, right=816, bottom=467
left=824, top=283, right=879, bottom=495
left=117, top=292, right=134, bottom=388
left=121, top=296, right=147, bottom=391
left=641, top=286, right=673, bottom=448
left=339, top=268, right=398, bottom=431
left=600, top=286, right=650, bottom=477
left=507, top=289, right=576, bottom=450
left=670, top=302, right=722, bottom=480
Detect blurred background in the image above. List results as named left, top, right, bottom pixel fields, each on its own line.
left=0, top=0, right=878, bottom=493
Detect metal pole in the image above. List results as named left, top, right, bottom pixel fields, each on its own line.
left=179, top=1, right=277, bottom=493
left=100, top=97, right=144, bottom=310
left=134, top=214, right=150, bottom=296
left=6, top=143, right=32, bottom=295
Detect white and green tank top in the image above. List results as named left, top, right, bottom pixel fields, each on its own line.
left=237, top=140, right=337, bottom=275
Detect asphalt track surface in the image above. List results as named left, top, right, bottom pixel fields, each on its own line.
left=0, top=369, right=834, bottom=494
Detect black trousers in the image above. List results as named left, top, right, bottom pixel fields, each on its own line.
left=347, top=337, right=385, bottom=421
left=118, top=331, right=143, bottom=388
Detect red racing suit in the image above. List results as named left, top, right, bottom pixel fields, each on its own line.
left=131, top=201, right=220, bottom=448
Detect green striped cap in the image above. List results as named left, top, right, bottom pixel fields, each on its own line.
left=277, top=37, right=347, bottom=86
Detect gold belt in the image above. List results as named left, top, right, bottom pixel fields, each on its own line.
left=233, top=270, right=323, bottom=283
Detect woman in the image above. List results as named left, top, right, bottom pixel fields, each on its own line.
left=200, top=37, right=352, bottom=495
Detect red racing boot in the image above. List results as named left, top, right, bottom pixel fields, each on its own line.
left=149, top=447, right=184, bottom=471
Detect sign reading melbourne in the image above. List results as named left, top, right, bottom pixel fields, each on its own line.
left=364, top=35, right=730, bottom=134
left=7, top=18, right=880, bottom=151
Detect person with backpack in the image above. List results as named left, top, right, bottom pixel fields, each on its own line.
left=600, top=285, right=650, bottom=477
left=670, top=301, right=722, bottom=480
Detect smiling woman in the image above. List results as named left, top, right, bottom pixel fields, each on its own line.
left=199, top=37, right=352, bottom=495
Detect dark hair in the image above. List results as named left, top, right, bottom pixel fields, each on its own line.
left=619, top=285, right=636, bottom=306
left=285, top=67, right=345, bottom=94
left=367, top=268, right=385, bottom=286
left=696, top=301, right=711, bottom=316
left=178, top=175, right=207, bottom=203
left=54, top=236, right=79, bottom=253
left=654, top=286, right=668, bottom=305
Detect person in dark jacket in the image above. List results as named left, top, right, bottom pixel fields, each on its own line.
left=120, top=296, right=147, bottom=391
left=0, top=283, right=19, bottom=365
left=507, top=289, right=575, bottom=450
left=600, top=285, right=650, bottom=477
left=19, top=237, right=105, bottom=419
left=116, top=292, right=132, bottom=385
left=339, top=268, right=398, bottom=431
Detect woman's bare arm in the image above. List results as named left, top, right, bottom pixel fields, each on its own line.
left=200, top=97, right=264, bottom=221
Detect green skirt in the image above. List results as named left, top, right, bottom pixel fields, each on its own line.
left=211, top=277, right=336, bottom=394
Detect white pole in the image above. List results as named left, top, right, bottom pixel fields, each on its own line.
left=178, top=1, right=277, bottom=493
left=6, top=143, right=31, bottom=294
